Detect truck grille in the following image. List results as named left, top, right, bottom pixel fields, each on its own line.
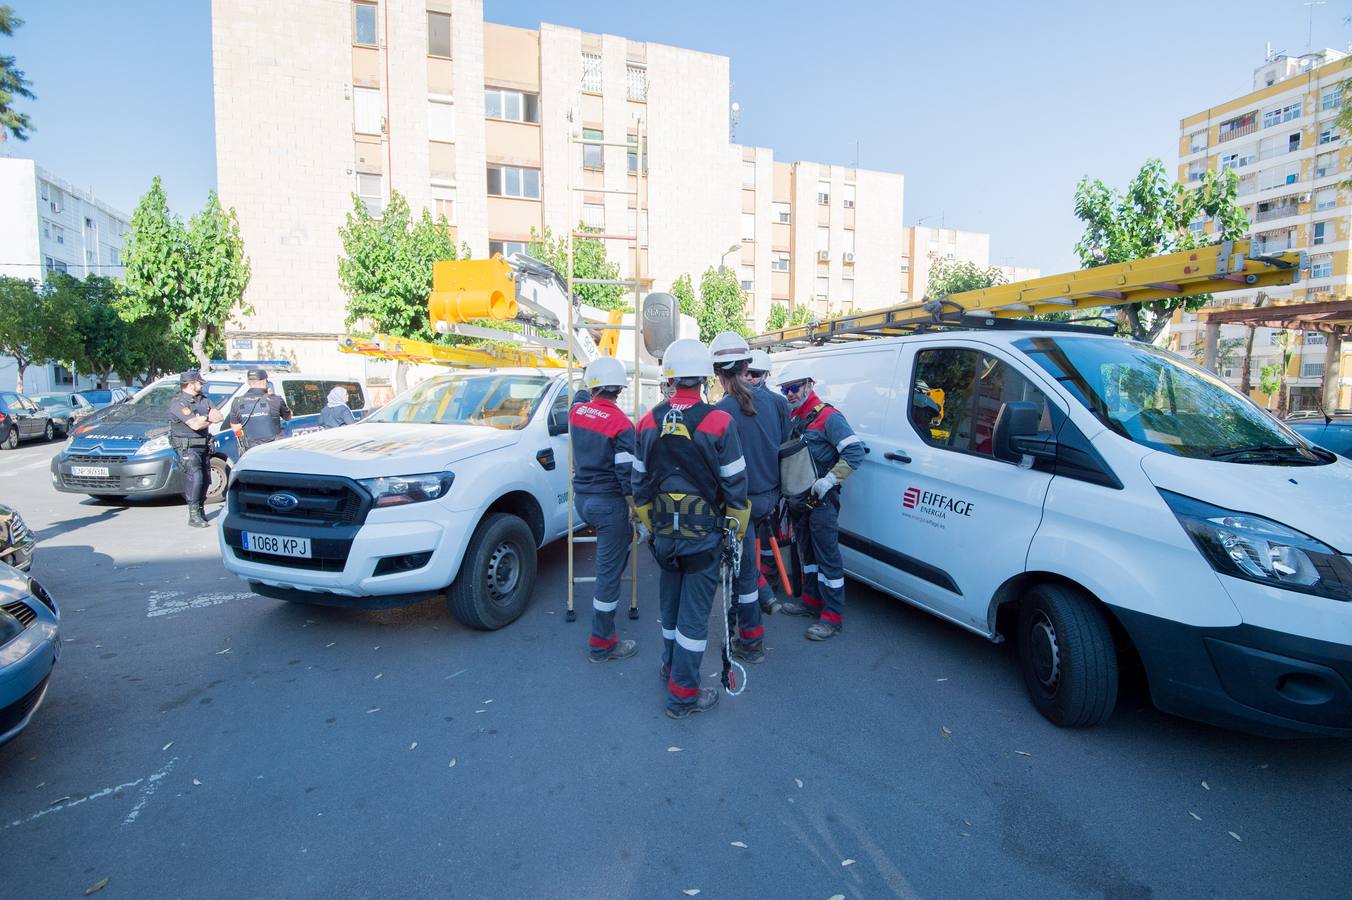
left=67, top=453, right=130, bottom=464
left=2, top=600, right=36, bottom=628
left=231, top=548, right=348, bottom=572
left=232, top=473, right=368, bottom=526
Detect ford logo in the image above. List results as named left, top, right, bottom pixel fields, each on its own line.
left=266, top=492, right=300, bottom=511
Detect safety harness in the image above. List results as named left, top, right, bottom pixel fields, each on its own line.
left=718, top=521, right=747, bottom=696
left=649, top=401, right=723, bottom=540
left=778, top=401, right=831, bottom=500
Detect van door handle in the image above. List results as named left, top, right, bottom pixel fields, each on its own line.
left=884, top=451, right=911, bottom=464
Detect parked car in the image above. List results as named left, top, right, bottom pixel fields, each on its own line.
left=1285, top=413, right=1352, bottom=459
left=29, top=392, right=96, bottom=437
left=0, top=563, right=59, bottom=746
left=74, top=387, right=132, bottom=411
left=0, top=504, right=34, bottom=572
left=51, top=370, right=371, bottom=504
left=0, top=392, right=55, bottom=449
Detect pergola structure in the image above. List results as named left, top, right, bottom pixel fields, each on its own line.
left=1200, top=298, right=1352, bottom=409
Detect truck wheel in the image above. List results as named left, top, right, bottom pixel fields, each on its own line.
left=1017, top=583, right=1118, bottom=728
left=447, top=512, right=537, bottom=631
left=206, top=457, right=229, bottom=504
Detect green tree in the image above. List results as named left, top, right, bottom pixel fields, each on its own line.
left=926, top=257, right=1006, bottom=298
left=183, top=191, right=252, bottom=370
left=1073, top=159, right=1248, bottom=344
left=117, top=313, right=193, bottom=387
left=47, top=272, right=126, bottom=388
left=0, top=276, right=78, bottom=391
left=527, top=224, right=626, bottom=310
left=669, top=267, right=750, bottom=342
left=0, top=6, right=35, bottom=141
left=1338, top=70, right=1352, bottom=190
left=766, top=301, right=788, bottom=330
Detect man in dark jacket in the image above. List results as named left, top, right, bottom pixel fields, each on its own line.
left=229, top=369, right=292, bottom=452
left=167, top=370, right=223, bottom=528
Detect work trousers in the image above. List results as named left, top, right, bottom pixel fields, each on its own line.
left=731, top=491, right=776, bottom=644
left=792, top=491, right=845, bottom=626
left=576, top=493, right=633, bottom=656
left=172, top=437, right=211, bottom=505
left=655, top=534, right=720, bottom=711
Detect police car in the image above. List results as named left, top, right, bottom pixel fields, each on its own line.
left=776, top=329, right=1352, bottom=737
left=50, top=364, right=371, bottom=504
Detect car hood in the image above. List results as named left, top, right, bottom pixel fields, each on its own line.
left=68, top=401, right=170, bottom=445
left=237, top=422, right=522, bottom=477
left=1141, top=452, right=1352, bottom=553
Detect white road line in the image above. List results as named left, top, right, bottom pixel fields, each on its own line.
left=146, top=590, right=253, bottom=618
left=5, top=757, right=177, bottom=830
left=122, top=757, right=177, bottom=825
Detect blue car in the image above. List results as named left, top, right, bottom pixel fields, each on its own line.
left=0, top=563, right=59, bottom=746
left=1285, top=414, right=1352, bottom=460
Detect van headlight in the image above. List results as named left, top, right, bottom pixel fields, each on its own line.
left=136, top=434, right=171, bottom=456
left=358, top=472, right=455, bottom=508
left=1161, top=490, right=1352, bottom=601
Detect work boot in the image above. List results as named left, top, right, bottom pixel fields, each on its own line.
left=805, top=621, right=841, bottom=641
left=188, top=503, right=209, bottom=528
left=665, top=687, right=719, bottom=719
left=778, top=598, right=818, bottom=618
left=759, top=590, right=781, bottom=616
left=730, top=639, right=765, bottom=664
left=589, top=639, right=638, bottom=663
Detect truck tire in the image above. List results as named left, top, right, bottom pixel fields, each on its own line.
left=1017, top=582, right=1118, bottom=728
left=206, top=457, right=229, bottom=504
left=447, top=512, right=537, bottom=631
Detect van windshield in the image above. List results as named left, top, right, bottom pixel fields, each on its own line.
left=1015, top=336, right=1326, bottom=463
left=367, top=374, right=552, bottom=430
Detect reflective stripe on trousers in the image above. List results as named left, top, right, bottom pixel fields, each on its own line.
left=794, top=494, right=845, bottom=624
left=577, top=493, right=633, bottom=653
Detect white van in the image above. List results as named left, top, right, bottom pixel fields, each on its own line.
left=780, top=329, right=1352, bottom=737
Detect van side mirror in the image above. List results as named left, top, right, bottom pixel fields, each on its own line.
left=993, top=400, right=1057, bottom=464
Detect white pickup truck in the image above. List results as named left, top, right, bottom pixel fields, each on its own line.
left=218, top=368, right=597, bottom=629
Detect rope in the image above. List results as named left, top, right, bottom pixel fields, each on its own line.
left=719, top=523, right=747, bottom=696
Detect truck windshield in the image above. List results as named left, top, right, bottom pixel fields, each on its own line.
left=367, top=374, right=552, bottom=430
left=1015, top=336, right=1324, bottom=463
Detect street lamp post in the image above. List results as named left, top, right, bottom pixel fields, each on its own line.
left=718, top=243, right=740, bottom=272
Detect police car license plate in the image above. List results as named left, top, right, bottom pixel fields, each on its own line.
left=72, top=465, right=109, bottom=477
left=242, top=532, right=311, bottom=558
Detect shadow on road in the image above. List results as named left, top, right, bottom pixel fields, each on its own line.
left=34, top=507, right=126, bottom=541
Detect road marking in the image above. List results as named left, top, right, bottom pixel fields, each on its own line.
left=146, top=590, right=253, bottom=618
left=122, top=757, right=177, bottom=825
left=5, top=758, right=178, bottom=830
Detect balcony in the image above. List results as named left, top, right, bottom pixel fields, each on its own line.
left=1253, top=203, right=1300, bottom=223
left=1217, top=121, right=1258, bottom=143
left=626, top=65, right=647, bottom=101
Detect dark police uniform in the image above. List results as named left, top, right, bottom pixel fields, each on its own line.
left=229, top=373, right=292, bottom=451
left=167, top=380, right=217, bottom=518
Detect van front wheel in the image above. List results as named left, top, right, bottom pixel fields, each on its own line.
left=1017, top=583, right=1117, bottom=728
left=447, top=512, right=537, bottom=631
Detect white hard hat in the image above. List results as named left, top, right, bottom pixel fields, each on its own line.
left=775, top=361, right=814, bottom=388
left=584, top=356, right=627, bottom=391
left=709, top=332, right=751, bottom=371
left=661, top=338, right=713, bottom=379
left=747, top=349, right=772, bottom=374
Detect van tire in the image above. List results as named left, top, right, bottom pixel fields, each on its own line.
left=447, top=512, right=537, bottom=631
left=1017, top=583, right=1117, bottom=728
left=206, top=457, right=229, bottom=504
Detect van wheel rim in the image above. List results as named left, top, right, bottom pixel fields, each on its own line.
left=486, top=542, right=521, bottom=606
left=1030, top=611, right=1061, bottom=690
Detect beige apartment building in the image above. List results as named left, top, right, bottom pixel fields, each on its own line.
left=899, top=226, right=1039, bottom=302
left=1170, top=48, right=1351, bottom=409
left=211, top=0, right=909, bottom=371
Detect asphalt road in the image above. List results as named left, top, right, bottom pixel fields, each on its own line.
left=2, top=437, right=1350, bottom=899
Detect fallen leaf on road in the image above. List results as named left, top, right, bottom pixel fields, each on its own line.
left=941, top=726, right=952, bottom=738
left=483, top=699, right=493, bottom=704
left=193, top=779, right=202, bottom=786
left=682, top=891, right=700, bottom=897
left=936, top=678, right=948, bottom=682
left=963, top=818, right=971, bottom=827
left=731, top=841, right=747, bottom=848
left=84, top=877, right=109, bottom=896
left=668, top=746, right=683, bottom=753
left=162, top=742, right=174, bottom=751
left=795, top=778, right=803, bottom=789
left=1014, top=750, right=1032, bottom=757
left=216, top=647, right=232, bottom=655
left=448, top=758, right=457, bottom=767
left=841, top=858, right=856, bottom=867
left=475, top=709, right=487, bottom=714
left=325, top=642, right=335, bottom=648
left=1188, top=811, right=1201, bottom=821
left=960, top=831, right=970, bottom=837
left=366, top=707, right=381, bottom=714
left=409, top=742, right=417, bottom=750
left=829, top=895, right=845, bottom=900
left=545, top=611, right=556, bottom=615
left=373, top=645, right=380, bottom=651
left=374, top=673, right=383, bottom=680
left=1229, top=831, right=1242, bottom=842
left=48, top=796, right=71, bottom=806
left=1202, top=781, right=1210, bottom=791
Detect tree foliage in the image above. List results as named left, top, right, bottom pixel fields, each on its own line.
left=0, top=276, right=78, bottom=392
left=927, top=257, right=1006, bottom=298
left=1073, top=159, right=1248, bottom=344
left=339, top=190, right=463, bottom=343
left=527, top=225, right=626, bottom=310
left=671, top=267, right=750, bottom=342
left=0, top=6, right=35, bottom=141
left=46, top=273, right=125, bottom=388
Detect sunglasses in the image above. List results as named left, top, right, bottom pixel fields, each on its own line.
left=779, top=382, right=808, bottom=395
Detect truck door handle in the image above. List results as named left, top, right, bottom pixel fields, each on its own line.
left=884, top=451, right=911, bottom=464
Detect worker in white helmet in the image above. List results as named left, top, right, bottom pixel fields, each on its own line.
left=743, top=346, right=790, bottom=610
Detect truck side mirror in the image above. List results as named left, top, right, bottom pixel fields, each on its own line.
left=547, top=402, right=569, bottom=436
left=642, top=292, right=680, bottom=357
left=993, top=400, right=1057, bottom=464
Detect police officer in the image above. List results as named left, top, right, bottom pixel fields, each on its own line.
left=744, top=347, right=791, bottom=612
left=776, top=363, right=865, bottom=640
left=167, top=370, right=223, bottom=528
left=633, top=339, right=750, bottom=719
left=229, top=369, right=292, bottom=452
left=570, top=356, right=639, bottom=663
left=710, top=333, right=788, bottom=663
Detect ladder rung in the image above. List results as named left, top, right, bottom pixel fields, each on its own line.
left=572, top=576, right=633, bottom=584
left=572, top=536, right=598, bottom=544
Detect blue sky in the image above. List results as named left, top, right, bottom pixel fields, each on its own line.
left=4, top=0, right=1349, bottom=274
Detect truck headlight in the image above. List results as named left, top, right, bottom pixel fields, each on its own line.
left=358, top=472, right=455, bottom=508
left=135, top=434, right=171, bottom=456
left=1161, top=489, right=1352, bottom=602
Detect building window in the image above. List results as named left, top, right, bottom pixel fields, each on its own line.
left=1186, top=160, right=1205, bottom=182
left=355, top=172, right=383, bottom=215
left=816, top=181, right=830, bottom=205
left=84, top=216, right=94, bottom=229
left=48, top=185, right=63, bottom=214
left=353, top=2, right=377, bottom=46
left=485, top=88, right=540, bottom=123
left=489, top=240, right=527, bottom=258
left=431, top=186, right=456, bottom=223
left=582, top=128, right=603, bottom=170
left=1259, top=163, right=1300, bottom=191
left=1301, top=362, right=1325, bottom=379
left=1187, top=220, right=1206, bottom=235
left=1321, top=85, right=1343, bottom=111
left=354, top=87, right=382, bottom=135
left=1318, top=125, right=1341, bottom=145
left=1315, top=151, right=1338, bottom=178
left=741, top=212, right=756, bottom=242
left=51, top=224, right=64, bottom=245
left=773, top=201, right=790, bottom=224
left=841, top=229, right=855, bottom=257
left=842, top=184, right=856, bottom=209
left=39, top=180, right=47, bottom=201
left=771, top=253, right=790, bottom=273
left=581, top=51, right=602, bottom=93
left=741, top=160, right=757, bottom=189
left=1189, top=130, right=1208, bottom=153
left=427, top=11, right=451, bottom=57
left=626, top=134, right=647, bottom=174
left=581, top=203, right=604, bottom=230
left=1262, top=102, right=1301, bottom=128
left=740, top=266, right=754, bottom=292
left=1310, top=256, right=1333, bottom=278
left=1314, top=188, right=1337, bottom=210
left=109, top=247, right=120, bottom=266
left=486, top=165, right=541, bottom=199
left=626, top=65, right=647, bottom=101
left=44, top=256, right=67, bottom=274
left=428, top=98, right=455, bottom=142
left=1312, top=221, right=1328, bottom=245
left=816, top=226, right=830, bottom=252
left=815, top=276, right=829, bottom=299
left=1218, top=110, right=1257, bottom=140
left=843, top=278, right=855, bottom=303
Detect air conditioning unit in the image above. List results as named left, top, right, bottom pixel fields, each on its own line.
left=817, top=250, right=830, bottom=261
left=843, top=252, right=855, bottom=263
left=1298, top=192, right=1311, bottom=203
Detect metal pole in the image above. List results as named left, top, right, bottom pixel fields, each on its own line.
left=629, top=113, right=646, bottom=620
left=565, top=116, right=578, bottom=624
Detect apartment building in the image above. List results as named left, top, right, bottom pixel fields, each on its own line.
left=0, top=158, right=129, bottom=393
left=1171, top=48, right=1351, bottom=409
left=898, top=226, right=1040, bottom=302
left=211, top=0, right=910, bottom=371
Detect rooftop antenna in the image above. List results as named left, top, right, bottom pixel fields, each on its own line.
left=1304, top=1, right=1326, bottom=52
